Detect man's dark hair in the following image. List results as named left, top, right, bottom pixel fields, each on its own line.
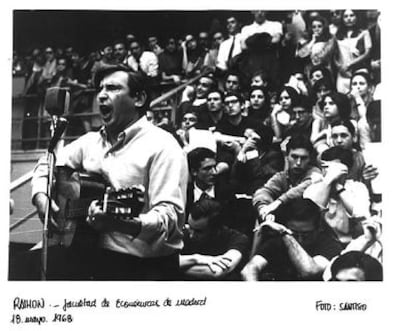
left=251, top=70, right=269, bottom=85
left=321, top=146, right=354, bottom=170
left=187, top=147, right=216, bottom=172
left=113, top=40, right=126, bottom=48
left=331, top=119, right=356, bottom=137
left=225, top=71, right=241, bottom=81
left=294, top=94, right=313, bottom=113
left=94, top=64, right=147, bottom=95
left=224, top=91, right=244, bottom=103
left=94, top=64, right=150, bottom=110
left=331, top=251, right=383, bottom=281
left=275, top=198, right=321, bottom=228
left=199, top=74, right=218, bottom=91
left=286, top=134, right=315, bottom=155
left=190, top=198, right=222, bottom=228
left=207, top=89, right=225, bottom=101
left=128, top=39, right=141, bottom=48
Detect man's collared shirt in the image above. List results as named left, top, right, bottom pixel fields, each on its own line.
left=216, top=33, right=242, bottom=71
left=193, top=184, right=215, bottom=202
left=32, top=116, right=188, bottom=258
left=240, top=20, right=283, bottom=47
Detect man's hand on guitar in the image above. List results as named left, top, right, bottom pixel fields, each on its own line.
left=87, top=200, right=121, bottom=233
left=33, top=192, right=60, bottom=229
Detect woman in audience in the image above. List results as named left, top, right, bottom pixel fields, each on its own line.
left=334, top=9, right=372, bottom=93
left=310, top=91, right=352, bottom=154
left=296, top=15, right=334, bottom=78
left=246, top=86, right=272, bottom=125
left=269, top=86, right=300, bottom=141
left=182, top=34, right=205, bottom=77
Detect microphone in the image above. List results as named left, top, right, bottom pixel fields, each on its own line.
left=48, top=117, right=68, bottom=152
left=44, top=87, right=70, bottom=116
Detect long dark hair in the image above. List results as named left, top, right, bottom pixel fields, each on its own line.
left=336, top=9, right=364, bottom=40
left=321, top=92, right=351, bottom=120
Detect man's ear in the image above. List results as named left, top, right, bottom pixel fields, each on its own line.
left=134, top=91, right=147, bottom=108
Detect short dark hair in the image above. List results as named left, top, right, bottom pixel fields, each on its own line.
left=331, top=251, right=383, bottom=281
left=187, top=147, right=216, bottom=172
left=286, top=134, right=315, bottom=155
left=321, top=146, right=354, bottom=169
left=207, top=89, right=225, bottom=101
left=113, top=40, right=126, bottom=48
left=331, top=119, right=356, bottom=137
left=199, top=74, right=218, bottom=90
left=225, top=71, right=241, bottom=81
left=94, top=64, right=150, bottom=110
left=251, top=70, right=269, bottom=85
left=94, top=64, right=147, bottom=95
left=128, top=39, right=141, bottom=48
left=224, top=91, right=244, bottom=103
left=275, top=198, right=321, bottom=228
left=190, top=198, right=222, bottom=228
left=294, top=94, right=313, bottom=112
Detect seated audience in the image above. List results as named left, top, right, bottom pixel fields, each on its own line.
left=242, top=198, right=342, bottom=280
left=180, top=198, right=249, bottom=280
left=304, top=146, right=370, bottom=246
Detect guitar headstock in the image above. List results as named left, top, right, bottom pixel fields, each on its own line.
left=102, top=185, right=145, bottom=218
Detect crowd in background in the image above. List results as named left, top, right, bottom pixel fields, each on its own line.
left=13, top=9, right=382, bottom=281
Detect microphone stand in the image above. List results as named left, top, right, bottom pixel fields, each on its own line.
left=40, top=115, right=67, bottom=280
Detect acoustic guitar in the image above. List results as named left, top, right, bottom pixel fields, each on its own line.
left=51, top=166, right=145, bottom=249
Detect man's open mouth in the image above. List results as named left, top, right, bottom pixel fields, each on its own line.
left=99, top=105, right=112, bottom=121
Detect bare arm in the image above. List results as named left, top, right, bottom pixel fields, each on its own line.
left=303, top=162, right=348, bottom=209
left=348, top=31, right=372, bottom=71
left=181, top=249, right=243, bottom=280
left=282, top=234, right=329, bottom=278
left=259, top=221, right=328, bottom=279
left=241, top=255, right=268, bottom=281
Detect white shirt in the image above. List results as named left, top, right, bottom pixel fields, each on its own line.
left=193, top=184, right=215, bottom=202
left=127, top=51, right=159, bottom=77
left=216, top=33, right=242, bottom=71
left=32, top=117, right=188, bottom=258
left=240, top=20, right=283, bottom=48
left=304, top=179, right=370, bottom=244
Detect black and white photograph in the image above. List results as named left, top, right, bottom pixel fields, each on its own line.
left=3, top=1, right=413, bottom=329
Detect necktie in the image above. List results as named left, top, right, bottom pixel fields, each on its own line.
left=227, top=36, right=236, bottom=65
left=199, top=192, right=210, bottom=201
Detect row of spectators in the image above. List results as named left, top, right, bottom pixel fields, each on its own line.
left=171, top=10, right=382, bottom=281
left=13, top=10, right=380, bottom=96
left=14, top=9, right=382, bottom=280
